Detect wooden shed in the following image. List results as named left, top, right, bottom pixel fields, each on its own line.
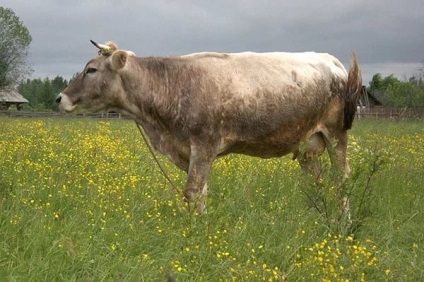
left=0, top=88, right=28, bottom=110
left=358, top=86, right=382, bottom=108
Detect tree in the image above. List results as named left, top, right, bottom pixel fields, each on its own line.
left=39, top=79, right=55, bottom=110
left=18, top=78, right=42, bottom=109
left=368, top=73, right=424, bottom=107
left=51, top=75, right=68, bottom=95
left=368, top=73, right=383, bottom=94
left=0, top=7, right=32, bottom=89
left=18, top=76, right=68, bottom=111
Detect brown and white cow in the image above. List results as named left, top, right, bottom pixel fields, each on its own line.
left=56, top=40, right=362, bottom=213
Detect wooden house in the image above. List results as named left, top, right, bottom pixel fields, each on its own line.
left=0, top=88, right=28, bottom=110
left=358, top=86, right=382, bottom=108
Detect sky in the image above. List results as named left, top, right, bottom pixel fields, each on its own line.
left=2, top=0, right=423, bottom=85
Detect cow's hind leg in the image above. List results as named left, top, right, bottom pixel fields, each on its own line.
left=322, top=131, right=351, bottom=221
left=184, top=144, right=215, bottom=214
left=298, top=131, right=351, bottom=222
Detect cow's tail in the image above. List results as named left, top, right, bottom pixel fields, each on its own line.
left=343, top=52, right=362, bottom=130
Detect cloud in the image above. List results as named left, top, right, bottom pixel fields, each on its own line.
left=2, top=0, right=423, bottom=83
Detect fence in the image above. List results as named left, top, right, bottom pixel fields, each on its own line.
left=0, top=111, right=126, bottom=119
left=355, top=107, right=424, bottom=120
left=1, top=108, right=424, bottom=120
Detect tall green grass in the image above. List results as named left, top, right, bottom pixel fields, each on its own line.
left=0, top=117, right=423, bottom=281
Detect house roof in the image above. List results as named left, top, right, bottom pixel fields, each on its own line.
left=359, top=86, right=382, bottom=107
left=0, top=88, right=29, bottom=103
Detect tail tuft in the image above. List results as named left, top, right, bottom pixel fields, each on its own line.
left=344, top=52, right=362, bottom=130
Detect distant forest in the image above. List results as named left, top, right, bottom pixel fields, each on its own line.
left=17, top=76, right=69, bottom=111
left=16, top=71, right=424, bottom=111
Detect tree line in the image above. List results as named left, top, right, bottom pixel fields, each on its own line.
left=17, top=76, right=69, bottom=111
left=368, top=72, right=424, bottom=107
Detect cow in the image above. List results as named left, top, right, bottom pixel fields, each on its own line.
left=56, top=40, right=362, bottom=213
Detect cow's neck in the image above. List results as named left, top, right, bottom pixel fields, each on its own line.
left=117, top=57, right=190, bottom=137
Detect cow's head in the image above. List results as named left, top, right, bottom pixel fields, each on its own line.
left=56, top=40, right=135, bottom=113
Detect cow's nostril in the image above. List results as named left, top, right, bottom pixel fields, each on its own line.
left=55, top=96, right=62, bottom=104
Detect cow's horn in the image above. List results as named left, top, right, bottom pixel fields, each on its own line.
left=90, top=40, right=112, bottom=55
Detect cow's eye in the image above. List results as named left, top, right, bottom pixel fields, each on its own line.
left=86, top=67, right=97, bottom=74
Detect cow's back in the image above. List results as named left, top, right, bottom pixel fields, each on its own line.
left=182, top=51, right=347, bottom=96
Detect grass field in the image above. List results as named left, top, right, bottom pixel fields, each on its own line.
left=0, top=117, right=423, bottom=281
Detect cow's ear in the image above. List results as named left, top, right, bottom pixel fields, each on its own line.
left=110, top=50, right=128, bottom=71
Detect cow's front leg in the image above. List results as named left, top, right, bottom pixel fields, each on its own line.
left=184, top=144, right=215, bottom=214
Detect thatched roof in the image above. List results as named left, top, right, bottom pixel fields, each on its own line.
left=0, top=88, right=29, bottom=103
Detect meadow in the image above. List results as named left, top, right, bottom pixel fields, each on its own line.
left=0, top=117, right=423, bottom=281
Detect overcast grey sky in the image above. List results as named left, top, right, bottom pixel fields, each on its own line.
left=2, top=0, right=423, bottom=85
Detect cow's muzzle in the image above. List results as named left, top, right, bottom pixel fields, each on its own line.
left=55, top=93, right=76, bottom=112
